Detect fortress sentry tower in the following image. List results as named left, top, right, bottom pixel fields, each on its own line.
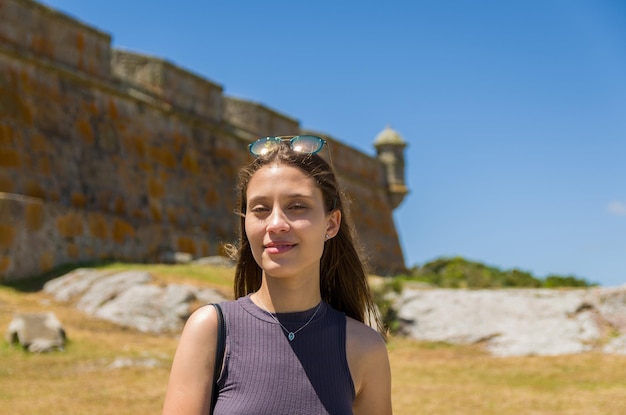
left=374, top=126, right=408, bottom=209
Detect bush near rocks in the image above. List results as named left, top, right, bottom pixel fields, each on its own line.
left=405, top=256, right=597, bottom=288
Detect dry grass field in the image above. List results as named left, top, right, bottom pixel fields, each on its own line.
left=1, top=264, right=625, bottom=414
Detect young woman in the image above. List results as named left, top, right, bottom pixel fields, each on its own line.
left=162, top=135, right=392, bottom=415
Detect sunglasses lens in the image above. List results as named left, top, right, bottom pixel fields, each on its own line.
left=291, top=135, right=324, bottom=154
left=249, top=135, right=326, bottom=157
left=249, top=137, right=281, bottom=156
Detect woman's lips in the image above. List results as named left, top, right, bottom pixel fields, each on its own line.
left=264, top=242, right=296, bottom=254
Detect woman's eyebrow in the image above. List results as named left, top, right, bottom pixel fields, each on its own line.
left=246, top=195, right=267, bottom=206
left=247, top=193, right=315, bottom=205
left=285, top=193, right=315, bottom=200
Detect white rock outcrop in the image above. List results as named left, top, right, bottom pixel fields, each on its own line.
left=395, top=286, right=626, bottom=356
left=43, top=268, right=226, bottom=334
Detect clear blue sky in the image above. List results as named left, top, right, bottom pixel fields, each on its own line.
left=39, top=0, right=626, bottom=286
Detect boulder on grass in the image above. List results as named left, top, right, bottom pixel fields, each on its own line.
left=5, top=312, right=66, bottom=353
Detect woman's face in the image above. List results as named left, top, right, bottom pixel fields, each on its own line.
left=245, top=163, right=340, bottom=280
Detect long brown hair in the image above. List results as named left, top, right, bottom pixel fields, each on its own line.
left=228, top=143, right=383, bottom=333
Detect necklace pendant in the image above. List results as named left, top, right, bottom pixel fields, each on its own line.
left=288, top=332, right=295, bottom=341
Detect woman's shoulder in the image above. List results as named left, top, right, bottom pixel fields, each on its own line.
left=345, top=316, right=387, bottom=355
left=188, top=298, right=241, bottom=320
left=183, top=303, right=220, bottom=335
left=345, top=316, right=391, bottom=408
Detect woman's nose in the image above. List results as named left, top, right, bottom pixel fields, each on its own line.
left=266, top=208, right=290, bottom=233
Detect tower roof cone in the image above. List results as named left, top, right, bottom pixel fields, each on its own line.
left=374, top=125, right=406, bottom=147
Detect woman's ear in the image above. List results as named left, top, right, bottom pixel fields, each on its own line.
left=326, top=210, right=341, bottom=238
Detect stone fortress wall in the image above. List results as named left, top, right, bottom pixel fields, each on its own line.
left=0, top=0, right=408, bottom=281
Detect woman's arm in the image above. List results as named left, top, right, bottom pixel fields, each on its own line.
left=162, top=305, right=219, bottom=415
left=347, top=318, right=393, bottom=415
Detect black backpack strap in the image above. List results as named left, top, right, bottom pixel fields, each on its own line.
left=211, top=303, right=225, bottom=414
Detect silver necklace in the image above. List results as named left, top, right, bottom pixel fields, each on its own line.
left=256, top=296, right=322, bottom=341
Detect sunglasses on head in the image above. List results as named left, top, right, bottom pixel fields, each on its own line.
left=248, top=135, right=327, bottom=157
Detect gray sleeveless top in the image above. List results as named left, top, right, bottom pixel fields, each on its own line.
left=213, top=295, right=355, bottom=414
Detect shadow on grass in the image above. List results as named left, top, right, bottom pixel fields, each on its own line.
left=2, top=260, right=115, bottom=292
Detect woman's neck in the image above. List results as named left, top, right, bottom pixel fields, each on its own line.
left=253, top=276, right=321, bottom=313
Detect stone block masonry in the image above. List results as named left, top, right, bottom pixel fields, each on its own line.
left=0, top=0, right=407, bottom=281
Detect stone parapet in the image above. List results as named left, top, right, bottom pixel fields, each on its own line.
left=223, top=97, right=300, bottom=138
left=112, top=50, right=223, bottom=121
left=0, top=0, right=111, bottom=78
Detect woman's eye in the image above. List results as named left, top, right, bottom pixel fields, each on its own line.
left=250, top=206, right=270, bottom=213
left=289, top=204, right=307, bottom=211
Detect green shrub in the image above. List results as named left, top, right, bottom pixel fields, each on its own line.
left=399, top=256, right=594, bottom=289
